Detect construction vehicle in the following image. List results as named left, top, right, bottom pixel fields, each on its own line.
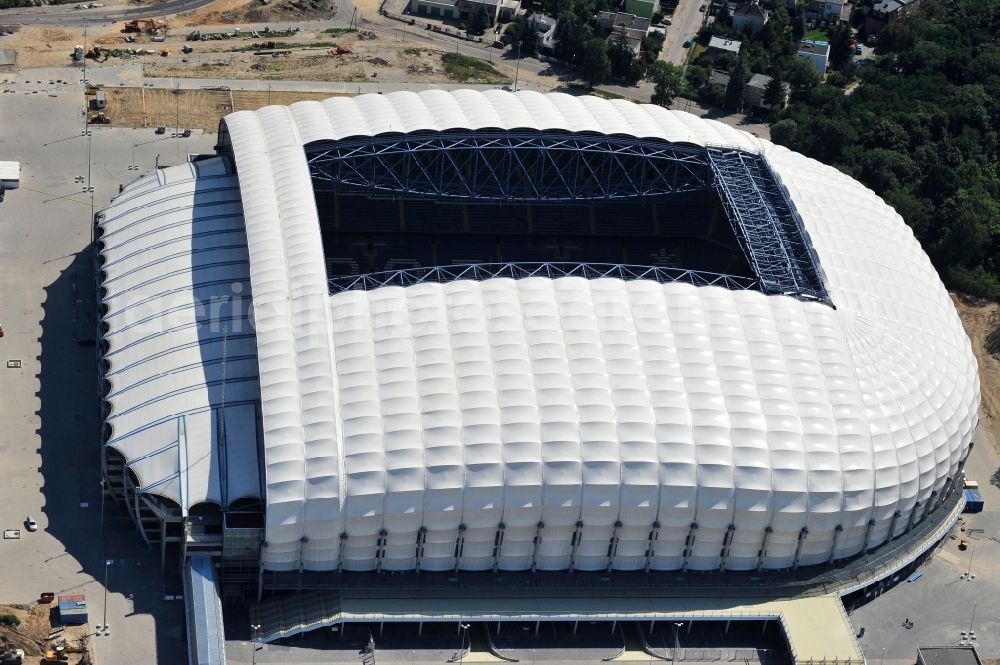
left=1, top=649, right=23, bottom=665
left=123, top=19, right=167, bottom=34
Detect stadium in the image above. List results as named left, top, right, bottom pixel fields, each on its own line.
left=94, top=90, right=979, bottom=661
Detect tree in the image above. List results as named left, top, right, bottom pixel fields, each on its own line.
left=468, top=3, right=491, bottom=34
left=828, top=23, right=853, bottom=70
left=554, top=11, right=591, bottom=63
left=724, top=55, right=748, bottom=110
left=782, top=56, right=821, bottom=91
left=503, top=15, right=540, bottom=56
left=640, top=31, right=665, bottom=67
left=770, top=118, right=798, bottom=146
left=607, top=36, right=639, bottom=82
left=578, top=37, right=612, bottom=86
left=648, top=60, right=685, bottom=106
left=793, top=10, right=806, bottom=41
left=763, top=75, right=786, bottom=109
left=716, top=2, right=732, bottom=28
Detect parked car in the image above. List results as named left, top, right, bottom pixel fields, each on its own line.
left=683, top=37, right=694, bottom=47
left=854, top=45, right=863, bottom=54
left=25, top=516, right=37, bottom=532
left=699, top=4, right=706, bottom=11
left=155, top=126, right=166, bottom=134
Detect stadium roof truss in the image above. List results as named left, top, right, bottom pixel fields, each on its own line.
left=328, top=262, right=758, bottom=294
left=305, top=131, right=831, bottom=304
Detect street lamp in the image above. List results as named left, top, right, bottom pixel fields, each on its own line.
left=672, top=622, right=684, bottom=662
left=100, top=559, right=112, bottom=636
left=458, top=623, right=471, bottom=665
left=251, top=624, right=262, bottom=665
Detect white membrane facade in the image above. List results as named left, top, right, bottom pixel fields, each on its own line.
left=99, top=157, right=261, bottom=511
left=102, top=91, right=978, bottom=573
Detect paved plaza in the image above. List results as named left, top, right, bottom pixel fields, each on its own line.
left=0, top=65, right=215, bottom=665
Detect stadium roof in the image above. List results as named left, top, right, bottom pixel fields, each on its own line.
left=99, top=91, right=979, bottom=574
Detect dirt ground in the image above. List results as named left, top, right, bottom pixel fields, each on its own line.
left=0, top=603, right=90, bottom=665
left=169, top=0, right=339, bottom=27
left=94, top=85, right=349, bottom=130
left=139, top=38, right=493, bottom=86
left=954, top=294, right=1000, bottom=456
left=0, top=27, right=89, bottom=68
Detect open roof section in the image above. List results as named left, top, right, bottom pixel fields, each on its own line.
left=303, top=131, right=830, bottom=304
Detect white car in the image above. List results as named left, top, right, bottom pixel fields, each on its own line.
left=25, top=516, right=37, bottom=532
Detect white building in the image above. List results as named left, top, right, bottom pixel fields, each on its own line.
left=98, top=91, right=978, bottom=578
left=731, top=1, right=769, bottom=34
left=798, top=39, right=830, bottom=73
left=708, top=36, right=743, bottom=54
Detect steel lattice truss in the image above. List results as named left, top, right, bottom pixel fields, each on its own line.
left=307, top=132, right=714, bottom=201
left=328, top=262, right=758, bottom=294
left=708, top=148, right=830, bottom=303
left=305, top=132, right=830, bottom=305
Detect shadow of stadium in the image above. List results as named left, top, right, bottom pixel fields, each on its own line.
left=36, top=247, right=186, bottom=665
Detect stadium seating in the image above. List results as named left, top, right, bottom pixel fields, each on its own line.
left=315, top=192, right=751, bottom=281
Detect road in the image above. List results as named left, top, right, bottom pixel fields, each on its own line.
left=1, top=0, right=221, bottom=26
left=660, top=0, right=706, bottom=65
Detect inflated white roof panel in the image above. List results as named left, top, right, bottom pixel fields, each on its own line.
left=152, top=90, right=976, bottom=571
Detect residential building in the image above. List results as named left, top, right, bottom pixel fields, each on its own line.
left=529, top=13, right=559, bottom=51
left=731, top=1, right=769, bottom=34
left=865, top=0, right=918, bottom=34
left=498, top=0, right=520, bottom=21
left=409, top=0, right=503, bottom=21
left=797, top=39, right=829, bottom=73
left=708, top=69, right=731, bottom=88
left=744, top=73, right=790, bottom=110
left=624, top=0, right=659, bottom=20
left=806, top=0, right=846, bottom=21
left=707, top=36, right=743, bottom=55
left=597, top=11, right=650, bottom=53
left=709, top=0, right=735, bottom=16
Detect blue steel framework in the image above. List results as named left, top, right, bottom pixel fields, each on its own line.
left=328, top=262, right=757, bottom=294
left=305, top=132, right=830, bottom=304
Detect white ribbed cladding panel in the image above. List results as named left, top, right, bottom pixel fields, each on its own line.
left=220, top=90, right=979, bottom=572
left=97, top=157, right=261, bottom=511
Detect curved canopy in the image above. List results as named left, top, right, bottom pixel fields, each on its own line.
left=98, top=157, right=261, bottom=511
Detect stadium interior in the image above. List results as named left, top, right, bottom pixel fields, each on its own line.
left=313, top=189, right=752, bottom=281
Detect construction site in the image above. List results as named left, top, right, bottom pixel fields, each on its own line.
left=0, top=601, right=91, bottom=665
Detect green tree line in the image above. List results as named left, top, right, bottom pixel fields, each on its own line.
left=771, top=0, right=1000, bottom=299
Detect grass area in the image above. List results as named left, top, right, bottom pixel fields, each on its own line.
left=322, top=27, right=357, bottom=34
left=591, top=88, right=626, bottom=100
left=804, top=28, right=830, bottom=42
left=688, top=42, right=707, bottom=63
left=441, top=52, right=509, bottom=83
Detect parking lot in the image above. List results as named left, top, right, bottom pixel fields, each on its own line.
left=0, top=65, right=215, bottom=665
left=849, top=427, right=1000, bottom=663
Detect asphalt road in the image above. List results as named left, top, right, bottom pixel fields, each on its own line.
left=661, top=0, right=706, bottom=66
left=0, top=0, right=215, bottom=26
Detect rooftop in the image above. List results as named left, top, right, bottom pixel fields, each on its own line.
left=733, top=2, right=768, bottom=18
left=597, top=10, right=651, bottom=30
left=747, top=72, right=772, bottom=90
left=798, top=39, right=830, bottom=55
left=918, top=647, right=983, bottom=665
left=708, top=36, right=742, bottom=52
